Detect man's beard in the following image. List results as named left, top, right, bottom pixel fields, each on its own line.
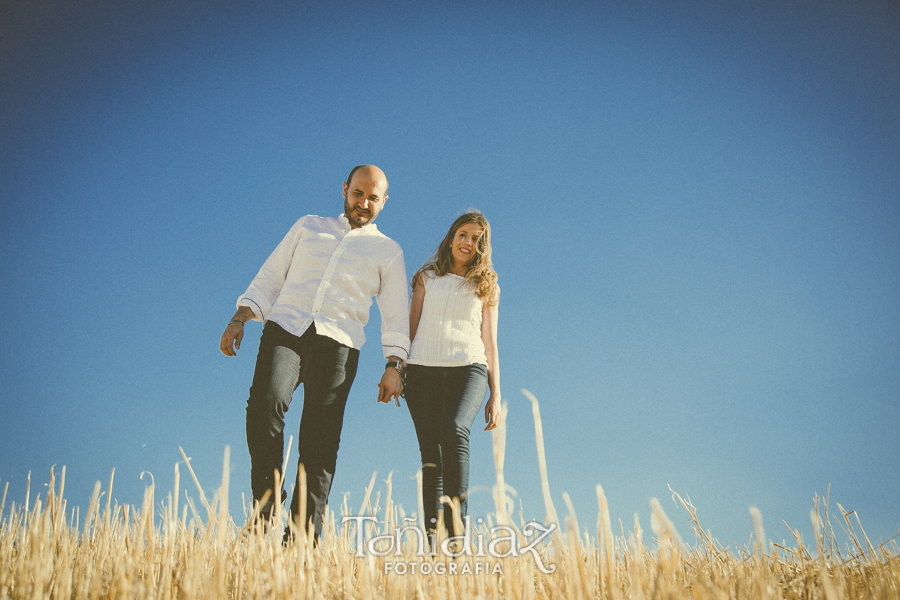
left=344, top=199, right=373, bottom=227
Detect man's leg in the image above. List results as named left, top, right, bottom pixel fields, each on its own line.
left=288, top=331, right=359, bottom=539
left=245, top=322, right=305, bottom=513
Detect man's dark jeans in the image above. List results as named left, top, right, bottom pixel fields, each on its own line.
left=245, top=321, right=359, bottom=539
left=404, top=363, right=488, bottom=538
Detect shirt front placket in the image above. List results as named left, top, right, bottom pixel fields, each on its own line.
left=310, top=228, right=358, bottom=321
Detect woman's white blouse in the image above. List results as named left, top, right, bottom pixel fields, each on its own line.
left=408, top=273, right=487, bottom=367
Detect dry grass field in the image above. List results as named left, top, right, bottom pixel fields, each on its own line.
left=2, top=392, right=898, bottom=599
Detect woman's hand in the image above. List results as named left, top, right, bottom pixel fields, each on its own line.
left=484, top=395, right=501, bottom=431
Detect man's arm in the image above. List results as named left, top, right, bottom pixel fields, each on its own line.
left=379, top=278, right=424, bottom=404
left=220, top=219, right=304, bottom=357
left=376, top=250, right=411, bottom=362
left=375, top=248, right=411, bottom=404
left=236, top=219, right=304, bottom=324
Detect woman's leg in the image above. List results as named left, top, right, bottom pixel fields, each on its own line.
left=440, top=364, right=488, bottom=537
left=404, top=365, right=446, bottom=535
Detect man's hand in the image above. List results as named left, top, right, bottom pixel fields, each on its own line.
left=220, top=322, right=244, bottom=356
left=377, top=367, right=403, bottom=405
left=220, top=307, right=255, bottom=357
left=484, top=395, right=501, bottom=431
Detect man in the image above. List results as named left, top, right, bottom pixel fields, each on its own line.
left=220, top=164, right=408, bottom=540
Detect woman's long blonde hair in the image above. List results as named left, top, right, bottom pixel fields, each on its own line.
left=411, top=211, right=499, bottom=305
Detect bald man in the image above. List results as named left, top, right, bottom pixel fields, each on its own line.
left=220, top=165, right=410, bottom=541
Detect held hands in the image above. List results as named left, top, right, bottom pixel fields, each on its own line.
left=377, top=367, right=404, bottom=406
left=484, top=395, right=501, bottom=431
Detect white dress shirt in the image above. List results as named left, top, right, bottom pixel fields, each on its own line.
left=408, top=272, right=487, bottom=367
left=237, top=214, right=410, bottom=360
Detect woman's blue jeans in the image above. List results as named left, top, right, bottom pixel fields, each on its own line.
left=245, top=321, right=359, bottom=539
left=404, top=363, right=488, bottom=538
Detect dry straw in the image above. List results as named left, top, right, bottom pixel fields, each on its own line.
left=1, top=390, right=898, bottom=599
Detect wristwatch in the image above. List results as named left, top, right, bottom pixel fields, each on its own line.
left=385, top=360, right=405, bottom=377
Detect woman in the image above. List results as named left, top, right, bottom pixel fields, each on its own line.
left=404, top=211, right=501, bottom=540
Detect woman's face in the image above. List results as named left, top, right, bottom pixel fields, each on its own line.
left=449, top=222, right=484, bottom=268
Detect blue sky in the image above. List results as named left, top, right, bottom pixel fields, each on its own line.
left=1, top=0, right=898, bottom=550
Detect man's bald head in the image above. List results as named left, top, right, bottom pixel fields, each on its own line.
left=346, top=165, right=389, bottom=193
left=342, top=165, right=389, bottom=229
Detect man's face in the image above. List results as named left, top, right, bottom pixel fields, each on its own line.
left=342, top=169, right=388, bottom=228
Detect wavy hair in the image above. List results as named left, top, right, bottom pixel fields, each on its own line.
left=411, top=211, right=499, bottom=306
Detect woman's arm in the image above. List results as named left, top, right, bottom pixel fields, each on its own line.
left=481, top=301, right=501, bottom=431
left=409, top=280, right=426, bottom=344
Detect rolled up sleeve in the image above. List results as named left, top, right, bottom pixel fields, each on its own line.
left=237, top=220, right=303, bottom=322
left=377, top=250, right=411, bottom=361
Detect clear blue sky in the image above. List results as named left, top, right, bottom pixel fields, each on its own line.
left=1, top=0, right=898, bottom=550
